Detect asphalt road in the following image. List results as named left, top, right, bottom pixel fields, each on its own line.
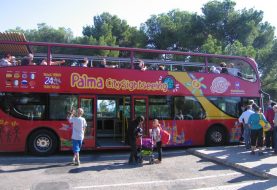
left=0, top=148, right=272, bottom=190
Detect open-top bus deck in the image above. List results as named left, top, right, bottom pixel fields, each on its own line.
left=0, top=32, right=261, bottom=155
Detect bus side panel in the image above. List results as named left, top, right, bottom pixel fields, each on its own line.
left=147, top=119, right=238, bottom=147
left=147, top=120, right=205, bottom=146
left=0, top=110, right=95, bottom=153
left=0, top=111, right=27, bottom=152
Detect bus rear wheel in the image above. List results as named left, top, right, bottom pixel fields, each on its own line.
left=206, top=126, right=226, bottom=146
left=28, top=129, right=58, bottom=156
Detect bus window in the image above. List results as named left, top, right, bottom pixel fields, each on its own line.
left=241, top=97, right=260, bottom=111
left=149, top=96, right=172, bottom=120
left=207, top=96, right=241, bottom=117
left=97, top=99, right=116, bottom=118
left=80, top=98, right=93, bottom=121
left=174, top=96, right=205, bottom=120
left=134, top=99, right=146, bottom=119
left=49, top=94, right=78, bottom=120
left=0, top=93, right=47, bottom=120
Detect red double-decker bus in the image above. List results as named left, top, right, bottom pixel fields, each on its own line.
left=0, top=33, right=262, bottom=155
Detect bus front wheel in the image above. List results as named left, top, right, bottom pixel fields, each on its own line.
left=206, top=126, right=227, bottom=146
left=28, top=129, right=58, bottom=156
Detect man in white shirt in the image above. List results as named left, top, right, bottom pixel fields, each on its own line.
left=227, top=63, right=240, bottom=76
left=239, top=105, right=254, bottom=149
left=68, top=108, right=87, bottom=166
left=210, top=66, right=220, bottom=74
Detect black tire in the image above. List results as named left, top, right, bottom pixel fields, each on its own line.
left=206, top=126, right=227, bottom=146
left=28, top=129, right=58, bottom=156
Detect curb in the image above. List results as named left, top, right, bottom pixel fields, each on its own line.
left=187, top=148, right=277, bottom=180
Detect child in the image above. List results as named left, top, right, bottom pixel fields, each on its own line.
left=68, top=108, right=87, bottom=166
left=152, top=119, right=162, bottom=163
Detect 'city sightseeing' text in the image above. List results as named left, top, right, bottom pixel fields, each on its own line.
left=70, top=73, right=168, bottom=92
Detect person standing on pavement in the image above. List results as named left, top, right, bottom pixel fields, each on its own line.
left=273, top=105, right=277, bottom=154
left=68, top=108, right=87, bottom=166
left=128, top=115, right=144, bottom=164
left=248, top=104, right=265, bottom=156
left=152, top=119, right=162, bottom=163
left=238, top=105, right=254, bottom=149
left=264, top=101, right=276, bottom=149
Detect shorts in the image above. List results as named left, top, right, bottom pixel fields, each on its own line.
left=72, top=139, right=82, bottom=153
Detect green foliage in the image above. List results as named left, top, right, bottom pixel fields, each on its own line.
left=83, top=12, right=147, bottom=48
left=8, top=23, right=75, bottom=43
left=201, top=34, right=222, bottom=54
left=142, top=10, right=205, bottom=51
left=223, top=40, right=256, bottom=57
left=7, top=23, right=75, bottom=54
left=98, top=100, right=109, bottom=113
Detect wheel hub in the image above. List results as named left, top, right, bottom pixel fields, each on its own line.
left=36, top=137, right=51, bottom=149
left=212, top=131, right=222, bottom=143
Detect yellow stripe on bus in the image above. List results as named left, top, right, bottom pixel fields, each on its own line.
left=169, top=71, right=234, bottom=120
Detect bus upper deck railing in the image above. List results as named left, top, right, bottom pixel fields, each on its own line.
left=0, top=39, right=259, bottom=82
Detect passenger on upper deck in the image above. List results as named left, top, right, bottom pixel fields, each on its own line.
left=0, top=53, right=12, bottom=67
left=227, top=63, right=240, bottom=76
left=81, top=57, right=89, bottom=67
left=210, top=66, right=220, bottom=74
left=10, top=56, right=17, bottom=66
left=158, top=65, right=165, bottom=71
left=98, top=58, right=117, bottom=68
left=135, top=59, right=147, bottom=71
left=28, top=53, right=37, bottom=65
left=40, top=55, right=65, bottom=66
left=21, top=53, right=36, bottom=66
left=21, top=57, right=32, bottom=66
left=220, top=62, right=228, bottom=74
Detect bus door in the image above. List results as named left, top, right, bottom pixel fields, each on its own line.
left=132, top=96, right=149, bottom=136
left=79, top=96, right=96, bottom=148
left=96, top=96, right=130, bottom=147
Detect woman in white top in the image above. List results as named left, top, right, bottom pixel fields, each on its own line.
left=152, top=119, right=162, bottom=163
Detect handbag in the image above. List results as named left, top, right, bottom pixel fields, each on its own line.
left=263, top=123, right=271, bottom=132
left=159, top=127, right=171, bottom=144
left=259, top=114, right=271, bottom=131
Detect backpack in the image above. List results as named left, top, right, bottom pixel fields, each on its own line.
left=159, top=127, right=170, bottom=144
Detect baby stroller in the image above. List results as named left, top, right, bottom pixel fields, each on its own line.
left=137, top=135, right=155, bottom=164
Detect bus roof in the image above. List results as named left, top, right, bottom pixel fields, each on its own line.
left=0, top=32, right=32, bottom=55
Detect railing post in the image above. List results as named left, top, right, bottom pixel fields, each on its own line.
left=47, top=46, right=51, bottom=65
left=205, top=56, right=208, bottom=73
left=130, top=51, right=134, bottom=69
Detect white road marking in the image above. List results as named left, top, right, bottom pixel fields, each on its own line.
left=74, top=172, right=240, bottom=189
left=190, top=180, right=268, bottom=190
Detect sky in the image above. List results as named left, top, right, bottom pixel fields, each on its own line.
left=1, top=0, right=276, bottom=37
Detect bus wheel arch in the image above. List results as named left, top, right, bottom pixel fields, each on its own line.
left=27, top=127, right=60, bottom=156
left=205, top=124, right=228, bottom=146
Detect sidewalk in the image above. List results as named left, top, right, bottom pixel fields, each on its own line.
left=187, top=145, right=277, bottom=179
